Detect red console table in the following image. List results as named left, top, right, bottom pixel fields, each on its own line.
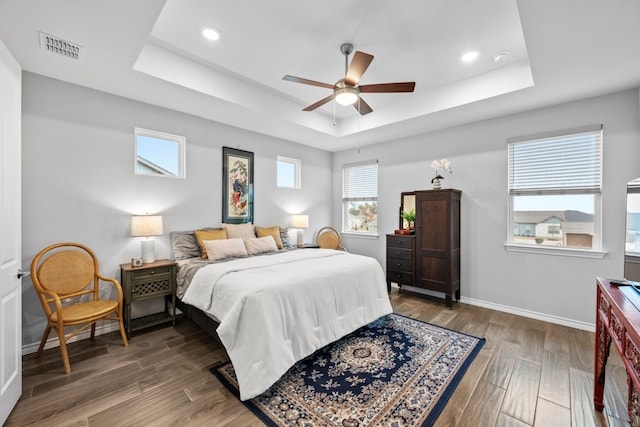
left=595, top=277, right=640, bottom=425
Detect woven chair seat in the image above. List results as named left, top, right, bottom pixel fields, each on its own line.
left=50, top=300, right=118, bottom=323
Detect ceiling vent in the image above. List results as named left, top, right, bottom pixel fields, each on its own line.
left=39, top=32, right=83, bottom=60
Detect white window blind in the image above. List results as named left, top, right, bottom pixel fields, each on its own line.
left=508, top=126, right=602, bottom=195
left=343, top=161, right=378, bottom=201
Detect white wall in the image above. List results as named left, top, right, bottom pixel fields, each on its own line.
left=20, top=72, right=333, bottom=347
left=334, top=89, right=640, bottom=328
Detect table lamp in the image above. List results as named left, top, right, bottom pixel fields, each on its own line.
left=131, top=215, right=163, bottom=263
left=291, top=214, right=309, bottom=247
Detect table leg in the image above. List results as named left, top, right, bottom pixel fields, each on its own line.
left=629, top=378, right=640, bottom=426
left=594, top=313, right=611, bottom=412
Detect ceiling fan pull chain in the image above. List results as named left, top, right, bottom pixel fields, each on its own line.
left=333, top=99, right=337, bottom=126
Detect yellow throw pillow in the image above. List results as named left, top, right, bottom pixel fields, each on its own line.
left=255, top=225, right=283, bottom=249
left=194, top=228, right=227, bottom=258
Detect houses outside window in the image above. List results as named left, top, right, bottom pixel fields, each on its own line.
left=342, top=160, right=378, bottom=235
left=507, top=125, right=602, bottom=254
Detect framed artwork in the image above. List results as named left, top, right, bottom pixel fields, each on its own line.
left=222, top=147, right=254, bottom=224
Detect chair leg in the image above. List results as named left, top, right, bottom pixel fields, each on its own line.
left=56, top=323, right=71, bottom=374
left=90, top=323, right=96, bottom=340
left=118, top=316, right=129, bottom=346
left=36, top=326, right=52, bottom=358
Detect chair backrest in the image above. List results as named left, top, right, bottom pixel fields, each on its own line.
left=316, top=226, right=345, bottom=251
left=31, top=242, right=99, bottom=298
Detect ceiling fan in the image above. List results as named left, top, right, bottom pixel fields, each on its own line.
left=282, top=43, right=416, bottom=116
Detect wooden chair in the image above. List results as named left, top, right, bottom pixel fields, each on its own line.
left=30, top=242, right=128, bottom=374
left=315, top=226, right=346, bottom=251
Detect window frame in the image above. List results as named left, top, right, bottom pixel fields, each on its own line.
left=504, top=125, right=605, bottom=258
left=134, top=127, right=186, bottom=179
left=342, top=160, right=379, bottom=237
left=276, top=155, right=301, bottom=189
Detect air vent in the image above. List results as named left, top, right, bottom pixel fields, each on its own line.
left=39, top=32, right=83, bottom=60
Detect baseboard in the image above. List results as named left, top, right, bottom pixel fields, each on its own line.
left=459, top=296, right=595, bottom=332
left=394, top=283, right=595, bottom=332
left=21, top=323, right=121, bottom=355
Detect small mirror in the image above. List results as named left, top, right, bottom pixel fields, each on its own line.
left=625, top=178, right=640, bottom=280
left=135, top=127, right=185, bottom=178
left=400, top=191, right=416, bottom=230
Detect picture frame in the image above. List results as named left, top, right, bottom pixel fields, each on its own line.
left=222, top=146, right=254, bottom=224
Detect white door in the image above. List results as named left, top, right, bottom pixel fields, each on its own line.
left=0, top=40, right=22, bottom=424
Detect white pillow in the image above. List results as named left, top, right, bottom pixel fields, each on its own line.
left=221, top=222, right=255, bottom=239
left=203, top=238, right=248, bottom=261
left=243, top=236, right=278, bottom=255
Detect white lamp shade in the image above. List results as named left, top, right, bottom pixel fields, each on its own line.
left=291, top=214, right=309, bottom=228
left=131, top=215, right=163, bottom=264
left=131, top=215, right=163, bottom=237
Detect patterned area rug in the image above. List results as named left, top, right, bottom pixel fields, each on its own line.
left=212, top=313, right=485, bottom=427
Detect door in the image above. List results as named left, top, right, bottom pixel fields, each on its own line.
left=0, top=40, right=22, bottom=424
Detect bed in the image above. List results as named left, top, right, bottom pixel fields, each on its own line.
left=170, top=226, right=393, bottom=401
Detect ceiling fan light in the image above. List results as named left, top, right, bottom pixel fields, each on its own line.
left=335, top=87, right=358, bottom=105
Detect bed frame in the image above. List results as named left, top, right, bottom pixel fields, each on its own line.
left=175, top=296, right=221, bottom=342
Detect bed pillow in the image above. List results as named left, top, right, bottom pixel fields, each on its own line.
left=243, top=236, right=279, bottom=255
left=255, top=225, right=283, bottom=249
left=221, top=222, right=255, bottom=239
left=203, top=238, right=248, bottom=261
left=194, top=228, right=228, bottom=259
left=169, top=230, right=201, bottom=260
left=279, top=228, right=296, bottom=250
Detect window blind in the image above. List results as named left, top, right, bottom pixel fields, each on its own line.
left=343, top=161, right=378, bottom=200
left=508, top=127, right=602, bottom=195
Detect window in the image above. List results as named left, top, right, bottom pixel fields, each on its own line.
left=135, top=127, right=185, bottom=179
left=277, top=156, right=301, bottom=189
left=507, top=125, right=602, bottom=253
left=342, top=160, right=378, bottom=235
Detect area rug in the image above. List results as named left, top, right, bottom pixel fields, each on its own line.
left=212, top=313, right=485, bottom=427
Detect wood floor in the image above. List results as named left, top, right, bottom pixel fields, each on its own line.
left=5, top=288, right=630, bottom=427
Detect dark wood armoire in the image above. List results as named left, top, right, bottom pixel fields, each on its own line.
left=386, top=189, right=461, bottom=307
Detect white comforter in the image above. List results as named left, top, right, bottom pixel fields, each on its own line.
left=181, top=249, right=393, bottom=400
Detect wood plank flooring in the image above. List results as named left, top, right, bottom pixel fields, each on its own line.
left=5, top=289, right=629, bottom=426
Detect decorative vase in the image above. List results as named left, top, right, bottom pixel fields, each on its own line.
left=432, top=177, right=442, bottom=190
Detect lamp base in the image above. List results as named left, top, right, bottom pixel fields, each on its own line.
left=296, top=229, right=304, bottom=246
left=141, top=239, right=155, bottom=264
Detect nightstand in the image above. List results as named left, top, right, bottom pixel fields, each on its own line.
left=120, top=259, right=177, bottom=336
left=297, top=244, right=321, bottom=248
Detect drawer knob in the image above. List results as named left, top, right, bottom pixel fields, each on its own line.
left=397, top=263, right=401, bottom=268
left=396, top=273, right=402, bottom=278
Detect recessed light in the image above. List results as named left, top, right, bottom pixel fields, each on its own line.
left=493, top=51, right=510, bottom=63
left=461, top=51, right=478, bottom=63
left=201, top=27, right=220, bottom=41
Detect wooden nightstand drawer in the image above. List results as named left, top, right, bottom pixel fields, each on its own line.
left=131, top=265, right=172, bottom=282
left=387, top=248, right=413, bottom=261
left=387, top=236, right=413, bottom=248
left=387, top=270, right=413, bottom=284
left=387, top=258, right=412, bottom=272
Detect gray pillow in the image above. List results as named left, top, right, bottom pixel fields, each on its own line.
left=170, top=230, right=202, bottom=260
left=280, top=228, right=296, bottom=250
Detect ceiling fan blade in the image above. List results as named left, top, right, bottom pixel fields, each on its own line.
left=353, top=96, right=373, bottom=115
left=282, top=75, right=334, bottom=89
left=303, top=94, right=335, bottom=111
left=359, top=82, right=416, bottom=93
left=345, top=51, right=374, bottom=86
